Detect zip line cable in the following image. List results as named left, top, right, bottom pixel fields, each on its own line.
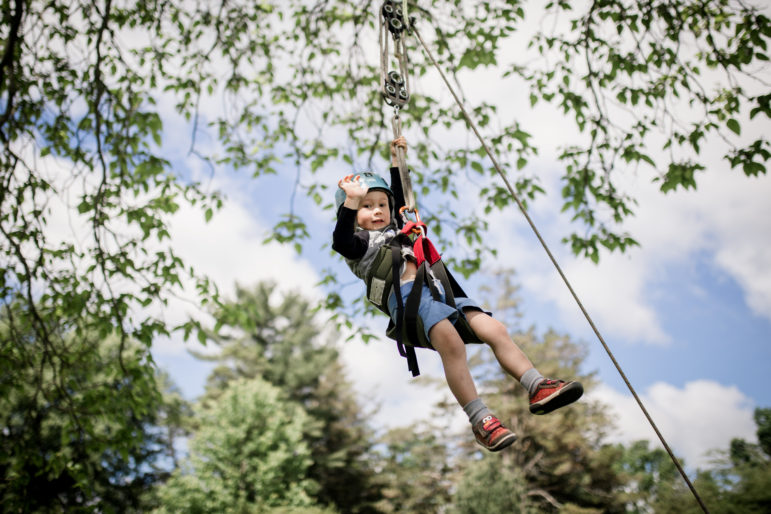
left=409, top=22, right=710, bottom=514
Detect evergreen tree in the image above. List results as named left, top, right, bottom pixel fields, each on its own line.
left=447, top=271, right=627, bottom=512
left=373, top=425, right=454, bottom=513
left=706, top=407, right=771, bottom=513
left=612, top=440, right=690, bottom=513
left=451, top=457, right=534, bottom=514
left=193, top=283, right=383, bottom=512
left=757, top=408, right=771, bottom=458
left=153, top=377, right=325, bottom=513
left=621, top=429, right=770, bottom=513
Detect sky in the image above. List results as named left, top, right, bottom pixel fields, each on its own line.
left=146, top=9, right=771, bottom=472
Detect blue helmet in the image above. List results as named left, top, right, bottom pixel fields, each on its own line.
left=335, top=172, right=394, bottom=216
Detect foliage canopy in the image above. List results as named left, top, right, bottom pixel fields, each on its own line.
left=3, top=0, right=769, bottom=360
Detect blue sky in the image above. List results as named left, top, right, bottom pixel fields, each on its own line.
left=145, top=12, right=771, bottom=472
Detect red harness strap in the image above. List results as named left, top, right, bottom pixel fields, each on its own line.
left=400, top=221, right=441, bottom=266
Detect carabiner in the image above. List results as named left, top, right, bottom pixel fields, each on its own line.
left=399, top=206, right=425, bottom=236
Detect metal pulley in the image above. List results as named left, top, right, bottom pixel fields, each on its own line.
left=379, top=0, right=415, bottom=210
left=381, top=0, right=406, bottom=39
left=379, top=0, right=412, bottom=109
left=383, top=70, right=409, bottom=107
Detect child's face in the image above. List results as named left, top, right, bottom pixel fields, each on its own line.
left=356, top=190, right=391, bottom=230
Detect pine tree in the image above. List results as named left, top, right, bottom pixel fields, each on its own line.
left=193, top=283, right=383, bottom=512
left=373, top=425, right=454, bottom=513
left=451, top=457, right=534, bottom=514
left=448, top=270, right=627, bottom=512
left=705, top=407, right=771, bottom=513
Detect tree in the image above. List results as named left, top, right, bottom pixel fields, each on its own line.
left=444, top=271, right=628, bottom=512
left=0, top=300, right=185, bottom=512
left=373, top=425, right=455, bottom=513
left=707, top=407, right=771, bottom=513
left=193, top=283, right=384, bottom=513
left=451, top=457, right=535, bottom=514
left=514, top=0, right=771, bottom=261
left=755, top=407, right=771, bottom=457
left=2, top=2, right=220, bottom=498
left=153, top=377, right=325, bottom=513
left=446, top=328, right=628, bottom=512
left=612, top=440, right=692, bottom=513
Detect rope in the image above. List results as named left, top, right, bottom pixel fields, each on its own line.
left=391, top=110, right=415, bottom=209
left=411, top=23, right=710, bottom=514
left=379, top=11, right=387, bottom=94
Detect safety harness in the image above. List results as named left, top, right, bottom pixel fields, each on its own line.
left=365, top=209, right=483, bottom=377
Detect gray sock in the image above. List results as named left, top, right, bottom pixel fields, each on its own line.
left=462, top=398, right=492, bottom=427
left=520, top=368, right=545, bottom=397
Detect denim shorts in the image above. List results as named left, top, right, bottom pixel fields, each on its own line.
left=387, top=280, right=482, bottom=343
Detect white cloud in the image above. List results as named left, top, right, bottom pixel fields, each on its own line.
left=339, top=323, right=468, bottom=434
left=152, top=195, right=321, bottom=355
left=698, top=175, right=771, bottom=320
left=626, top=163, right=771, bottom=322
left=558, top=251, right=670, bottom=343
left=483, top=198, right=671, bottom=344
left=590, top=380, right=757, bottom=470
left=481, top=139, right=771, bottom=346
left=173, top=201, right=319, bottom=300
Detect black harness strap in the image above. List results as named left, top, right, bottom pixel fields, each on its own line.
left=404, top=262, right=438, bottom=351
left=390, top=239, right=420, bottom=376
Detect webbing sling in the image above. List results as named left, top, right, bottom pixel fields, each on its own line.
left=390, top=239, right=420, bottom=376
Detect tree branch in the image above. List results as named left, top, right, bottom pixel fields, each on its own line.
left=0, top=0, right=25, bottom=138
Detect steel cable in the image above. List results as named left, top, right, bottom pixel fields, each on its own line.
left=411, top=22, right=710, bottom=514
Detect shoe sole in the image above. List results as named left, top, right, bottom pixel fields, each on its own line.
left=476, top=431, right=518, bottom=452
left=529, top=381, right=584, bottom=415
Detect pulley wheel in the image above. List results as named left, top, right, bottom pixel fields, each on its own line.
left=388, top=71, right=404, bottom=85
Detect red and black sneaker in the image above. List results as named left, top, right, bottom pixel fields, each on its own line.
left=529, top=379, right=584, bottom=415
left=472, top=415, right=517, bottom=452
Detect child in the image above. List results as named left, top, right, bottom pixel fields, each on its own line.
left=332, top=136, right=583, bottom=452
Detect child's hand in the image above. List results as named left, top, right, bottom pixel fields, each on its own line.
left=390, top=136, right=407, bottom=167
left=338, top=174, right=368, bottom=208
